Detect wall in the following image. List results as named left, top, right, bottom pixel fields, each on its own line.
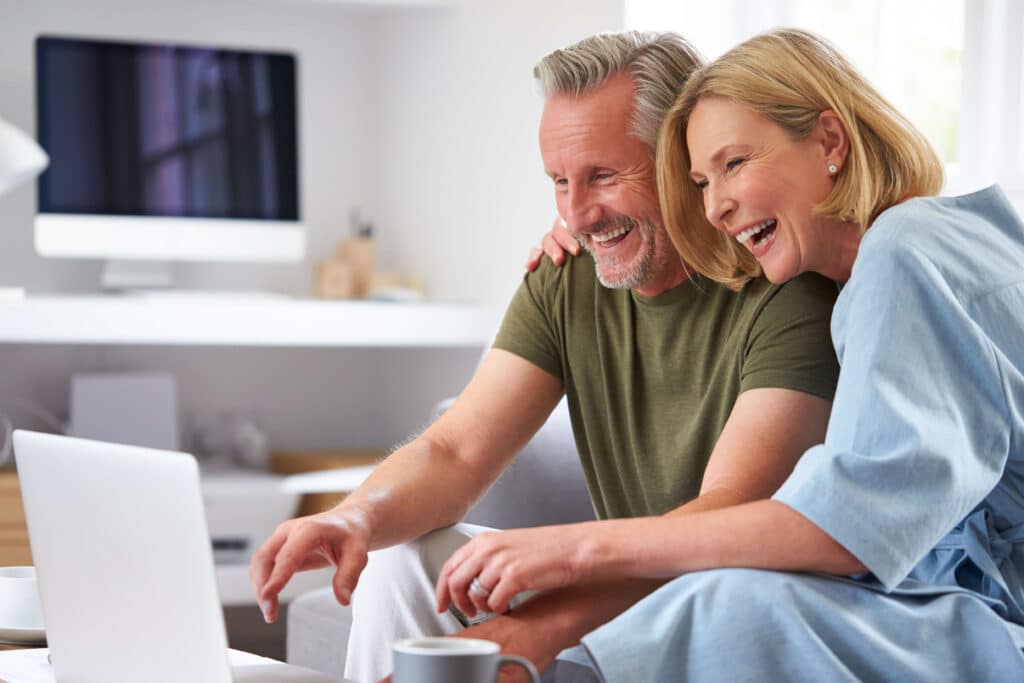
left=0, top=0, right=623, bottom=451
left=0, top=0, right=378, bottom=295
left=363, top=0, right=624, bottom=311
left=0, top=0, right=623, bottom=308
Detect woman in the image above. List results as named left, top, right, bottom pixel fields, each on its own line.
left=443, top=28, right=1024, bottom=681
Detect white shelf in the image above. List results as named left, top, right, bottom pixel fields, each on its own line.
left=297, top=0, right=453, bottom=7
left=0, top=296, right=495, bottom=347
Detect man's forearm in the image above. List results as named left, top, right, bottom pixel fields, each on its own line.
left=466, top=577, right=664, bottom=673
left=339, top=434, right=496, bottom=551
left=338, top=351, right=564, bottom=552
left=525, top=578, right=664, bottom=646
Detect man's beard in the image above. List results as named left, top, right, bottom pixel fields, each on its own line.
left=578, top=215, right=667, bottom=290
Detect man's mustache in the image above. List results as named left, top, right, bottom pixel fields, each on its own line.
left=577, top=216, right=638, bottom=250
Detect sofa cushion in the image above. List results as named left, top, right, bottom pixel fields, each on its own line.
left=465, top=397, right=594, bottom=528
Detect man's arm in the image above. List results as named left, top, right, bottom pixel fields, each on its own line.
left=439, top=387, right=834, bottom=672
left=685, top=386, right=833, bottom=512
left=347, top=349, right=563, bottom=549
left=250, top=349, right=563, bottom=623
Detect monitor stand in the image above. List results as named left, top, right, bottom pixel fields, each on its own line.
left=100, top=259, right=290, bottom=300
left=101, top=259, right=174, bottom=291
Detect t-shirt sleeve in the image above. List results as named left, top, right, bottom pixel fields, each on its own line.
left=773, top=239, right=1011, bottom=588
left=739, top=273, right=840, bottom=400
left=492, top=260, right=565, bottom=383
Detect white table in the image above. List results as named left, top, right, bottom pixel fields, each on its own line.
left=0, top=647, right=357, bottom=682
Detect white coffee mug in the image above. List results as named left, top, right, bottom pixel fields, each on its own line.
left=393, top=637, right=539, bottom=683
left=0, top=566, right=45, bottom=629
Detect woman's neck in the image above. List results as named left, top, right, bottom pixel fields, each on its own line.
left=816, top=219, right=862, bottom=284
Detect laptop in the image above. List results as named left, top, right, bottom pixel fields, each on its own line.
left=13, top=430, right=349, bottom=683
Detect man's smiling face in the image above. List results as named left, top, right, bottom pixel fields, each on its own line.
left=539, top=72, right=685, bottom=295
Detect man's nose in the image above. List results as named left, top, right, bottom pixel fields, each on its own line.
left=563, top=186, right=602, bottom=235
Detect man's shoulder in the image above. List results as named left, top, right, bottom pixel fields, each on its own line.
left=530, top=250, right=596, bottom=280
left=738, top=272, right=839, bottom=318
left=523, top=251, right=599, bottom=300
left=495, top=253, right=602, bottom=382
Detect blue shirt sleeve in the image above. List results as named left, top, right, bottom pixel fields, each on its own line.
left=773, top=234, right=1012, bottom=589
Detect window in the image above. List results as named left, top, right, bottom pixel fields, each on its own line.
left=960, top=0, right=1024, bottom=195
left=626, top=0, right=1024, bottom=207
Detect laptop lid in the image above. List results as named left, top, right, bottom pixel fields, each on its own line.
left=14, top=430, right=234, bottom=683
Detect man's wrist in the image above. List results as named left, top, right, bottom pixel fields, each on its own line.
left=329, top=499, right=375, bottom=542
left=486, top=595, right=584, bottom=658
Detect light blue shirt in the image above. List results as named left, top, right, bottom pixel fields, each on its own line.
left=580, top=187, right=1024, bottom=682
left=775, top=185, right=1024, bottom=620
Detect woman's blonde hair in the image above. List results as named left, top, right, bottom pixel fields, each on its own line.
left=658, top=28, right=945, bottom=289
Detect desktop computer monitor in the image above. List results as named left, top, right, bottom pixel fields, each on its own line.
left=34, top=35, right=305, bottom=289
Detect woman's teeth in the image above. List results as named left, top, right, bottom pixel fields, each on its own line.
left=591, top=224, right=633, bottom=243
left=736, top=219, right=776, bottom=244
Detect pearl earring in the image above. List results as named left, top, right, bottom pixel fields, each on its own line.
left=828, top=163, right=839, bottom=175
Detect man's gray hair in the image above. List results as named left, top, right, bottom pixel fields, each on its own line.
left=534, top=31, right=704, bottom=154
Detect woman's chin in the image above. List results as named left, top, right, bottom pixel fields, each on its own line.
left=759, top=259, right=800, bottom=284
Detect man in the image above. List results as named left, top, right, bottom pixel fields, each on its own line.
left=251, top=31, right=839, bottom=682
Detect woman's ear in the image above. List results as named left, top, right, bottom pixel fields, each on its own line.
left=817, top=109, right=849, bottom=170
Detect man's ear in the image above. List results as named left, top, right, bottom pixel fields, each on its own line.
left=817, top=109, right=849, bottom=169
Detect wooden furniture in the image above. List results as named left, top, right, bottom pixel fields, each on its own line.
left=0, top=476, right=41, bottom=651
left=270, top=449, right=384, bottom=517
left=0, top=471, right=31, bottom=567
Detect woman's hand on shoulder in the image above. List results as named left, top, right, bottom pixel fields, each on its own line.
left=525, top=217, right=581, bottom=271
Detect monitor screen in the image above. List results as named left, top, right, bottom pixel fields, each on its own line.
left=36, top=36, right=299, bottom=222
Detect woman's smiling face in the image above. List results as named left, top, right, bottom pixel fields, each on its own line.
left=686, top=96, right=849, bottom=283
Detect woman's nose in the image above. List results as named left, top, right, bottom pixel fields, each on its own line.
left=705, top=183, right=735, bottom=230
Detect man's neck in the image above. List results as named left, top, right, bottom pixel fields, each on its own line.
left=632, top=259, right=691, bottom=297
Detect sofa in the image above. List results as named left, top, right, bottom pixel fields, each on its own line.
left=285, top=396, right=594, bottom=676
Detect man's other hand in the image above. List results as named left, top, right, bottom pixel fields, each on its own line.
left=525, top=217, right=581, bottom=271
left=248, top=506, right=371, bottom=624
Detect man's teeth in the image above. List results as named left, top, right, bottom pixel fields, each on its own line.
left=591, top=224, right=632, bottom=243
left=736, top=219, right=776, bottom=244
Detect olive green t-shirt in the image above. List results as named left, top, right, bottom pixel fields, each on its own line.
left=494, top=254, right=839, bottom=520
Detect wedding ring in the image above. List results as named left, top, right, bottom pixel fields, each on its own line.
left=469, top=576, right=492, bottom=598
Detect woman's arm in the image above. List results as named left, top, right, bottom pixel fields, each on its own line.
left=586, top=499, right=866, bottom=581
left=436, top=499, right=865, bottom=618
left=436, top=388, right=856, bottom=616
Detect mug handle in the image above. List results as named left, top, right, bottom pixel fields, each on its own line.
left=497, top=655, right=540, bottom=683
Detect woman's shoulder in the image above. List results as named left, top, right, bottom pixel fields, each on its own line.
left=859, top=186, right=1024, bottom=288
left=870, top=186, right=1022, bottom=245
